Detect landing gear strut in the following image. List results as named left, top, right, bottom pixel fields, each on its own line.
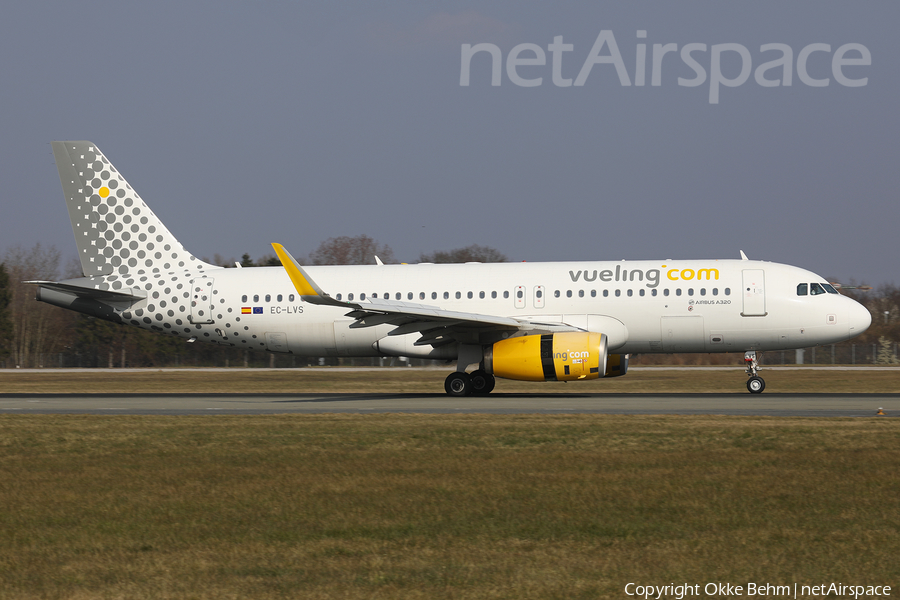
left=744, top=351, right=765, bottom=394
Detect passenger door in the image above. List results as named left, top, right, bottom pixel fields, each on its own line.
left=189, top=277, right=215, bottom=324
left=741, top=269, right=766, bottom=316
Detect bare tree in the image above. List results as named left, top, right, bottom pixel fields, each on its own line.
left=419, top=244, right=507, bottom=264
left=0, top=264, right=12, bottom=363
left=3, top=244, right=75, bottom=367
left=309, top=235, right=395, bottom=265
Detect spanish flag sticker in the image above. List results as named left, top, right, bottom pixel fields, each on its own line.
left=241, top=307, right=252, bottom=314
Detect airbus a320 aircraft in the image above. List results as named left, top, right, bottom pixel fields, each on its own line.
left=32, top=142, right=871, bottom=395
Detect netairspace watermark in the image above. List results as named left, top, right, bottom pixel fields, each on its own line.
left=624, top=582, right=891, bottom=599
left=460, top=30, right=871, bottom=104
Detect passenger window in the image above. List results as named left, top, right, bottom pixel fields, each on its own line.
left=566, top=290, right=572, bottom=298
left=712, top=288, right=718, bottom=296
left=360, top=293, right=366, bottom=300
left=639, top=289, right=645, bottom=297
left=348, top=293, right=354, bottom=301
left=687, top=288, right=693, bottom=296
left=591, top=290, right=596, bottom=297
left=627, top=289, right=633, bottom=297
left=810, top=283, right=826, bottom=295
left=503, top=291, right=510, bottom=299
left=253, top=294, right=259, bottom=302
left=444, top=292, right=449, bottom=300
left=651, top=289, right=657, bottom=297
left=265, top=294, right=271, bottom=302
left=517, top=290, right=523, bottom=299
left=603, top=290, right=609, bottom=297
left=554, top=290, right=560, bottom=298
left=479, top=291, right=485, bottom=299
left=408, top=292, right=413, bottom=300
left=615, top=290, right=621, bottom=297
left=420, top=292, right=425, bottom=300
left=289, top=294, right=295, bottom=302
left=700, top=289, right=705, bottom=296
left=725, top=288, right=731, bottom=295
left=432, top=292, right=437, bottom=300
left=467, top=291, right=473, bottom=299
left=535, top=290, right=542, bottom=298
left=491, top=291, right=497, bottom=299
left=676, top=289, right=682, bottom=296
left=277, top=294, right=283, bottom=302
left=664, top=289, right=669, bottom=297
left=797, top=283, right=808, bottom=296
left=456, top=292, right=461, bottom=299
left=241, top=295, right=247, bottom=303
left=336, top=293, right=342, bottom=301
left=578, top=290, right=584, bottom=298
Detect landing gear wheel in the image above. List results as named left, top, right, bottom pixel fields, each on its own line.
left=469, top=370, right=495, bottom=396
left=444, top=372, right=472, bottom=397
left=743, top=351, right=765, bottom=394
left=747, top=376, right=765, bottom=394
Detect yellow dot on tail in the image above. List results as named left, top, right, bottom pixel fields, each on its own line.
left=98, top=187, right=110, bottom=198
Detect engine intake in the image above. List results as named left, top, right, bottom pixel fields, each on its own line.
left=484, top=332, right=608, bottom=382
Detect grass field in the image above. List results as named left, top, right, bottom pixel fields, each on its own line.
left=1, top=366, right=899, bottom=394
left=1, top=413, right=898, bottom=599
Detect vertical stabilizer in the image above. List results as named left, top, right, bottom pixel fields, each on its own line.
left=51, top=141, right=212, bottom=277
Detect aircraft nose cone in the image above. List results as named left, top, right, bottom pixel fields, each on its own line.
left=848, top=299, right=872, bottom=336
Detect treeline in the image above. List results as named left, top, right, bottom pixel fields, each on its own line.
left=1, top=239, right=898, bottom=368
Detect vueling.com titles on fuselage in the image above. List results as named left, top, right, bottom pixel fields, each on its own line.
left=568, top=265, right=720, bottom=288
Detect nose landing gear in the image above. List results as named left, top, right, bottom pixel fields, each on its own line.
left=744, top=351, right=765, bottom=393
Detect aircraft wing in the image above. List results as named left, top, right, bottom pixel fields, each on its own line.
left=271, top=244, right=578, bottom=346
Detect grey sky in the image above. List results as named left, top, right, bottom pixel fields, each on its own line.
left=2, top=1, right=897, bottom=285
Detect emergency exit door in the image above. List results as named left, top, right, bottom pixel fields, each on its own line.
left=741, top=269, right=766, bottom=316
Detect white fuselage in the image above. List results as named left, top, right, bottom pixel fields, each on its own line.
left=87, top=258, right=870, bottom=358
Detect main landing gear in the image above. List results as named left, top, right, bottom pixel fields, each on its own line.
left=444, top=370, right=495, bottom=397
left=744, top=351, right=765, bottom=394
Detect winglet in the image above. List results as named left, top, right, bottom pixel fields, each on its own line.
left=271, top=243, right=354, bottom=308
left=271, top=243, right=325, bottom=297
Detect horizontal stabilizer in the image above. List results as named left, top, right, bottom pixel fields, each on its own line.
left=26, top=280, right=147, bottom=302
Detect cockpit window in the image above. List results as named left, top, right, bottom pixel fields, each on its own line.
left=823, top=283, right=838, bottom=294
left=797, top=283, right=808, bottom=296
left=810, top=283, right=826, bottom=295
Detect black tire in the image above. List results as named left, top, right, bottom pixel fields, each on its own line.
left=445, top=372, right=472, bottom=397
left=747, top=376, right=765, bottom=394
left=469, top=370, right=495, bottom=395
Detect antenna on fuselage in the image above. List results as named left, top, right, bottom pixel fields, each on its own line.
left=740, top=250, right=749, bottom=260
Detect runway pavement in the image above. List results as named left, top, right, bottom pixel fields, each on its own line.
left=0, top=392, right=896, bottom=417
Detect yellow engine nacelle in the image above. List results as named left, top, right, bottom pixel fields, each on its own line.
left=605, top=354, right=629, bottom=377
left=484, top=332, right=608, bottom=382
